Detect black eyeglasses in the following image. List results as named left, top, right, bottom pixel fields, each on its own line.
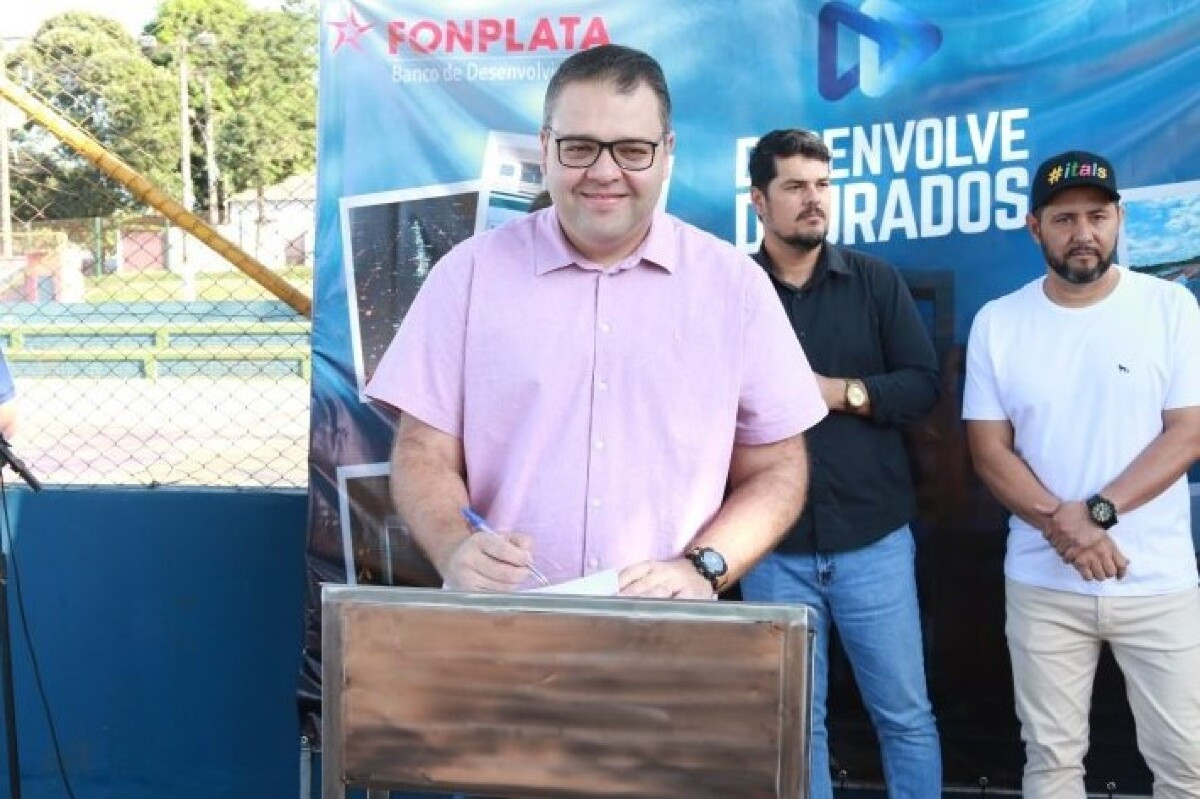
left=547, top=129, right=665, bottom=171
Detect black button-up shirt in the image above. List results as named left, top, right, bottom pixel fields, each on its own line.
left=755, top=244, right=939, bottom=553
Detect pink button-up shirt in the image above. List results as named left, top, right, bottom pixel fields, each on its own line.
left=366, top=209, right=825, bottom=584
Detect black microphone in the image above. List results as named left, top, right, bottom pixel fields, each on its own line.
left=0, top=434, right=41, bottom=492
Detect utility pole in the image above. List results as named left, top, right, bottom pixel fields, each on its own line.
left=177, top=38, right=194, bottom=213
left=202, top=73, right=218, bottom=225
left=141, top=31, right=217, bottom=300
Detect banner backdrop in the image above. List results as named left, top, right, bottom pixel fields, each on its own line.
left=304, top=0, right=1200, bottom=787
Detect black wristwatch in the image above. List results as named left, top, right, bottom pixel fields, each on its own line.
left=687, top=547, right=728, bottom=591
left=1086, top=494, right=1118, bottom=530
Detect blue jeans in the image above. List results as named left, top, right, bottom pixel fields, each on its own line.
left=740, top=525, right=941, bottom=799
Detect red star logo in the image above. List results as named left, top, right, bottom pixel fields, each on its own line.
left=328, top=8, right=373, bottom=52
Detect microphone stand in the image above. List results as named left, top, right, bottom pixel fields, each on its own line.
left=0, top=435, right=39, bottom=492
left=0, top=433, right=41, bottom=799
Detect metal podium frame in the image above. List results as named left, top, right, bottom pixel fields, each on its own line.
left=322, top=585, right=815, bottom=798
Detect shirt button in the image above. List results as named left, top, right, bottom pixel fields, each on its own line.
left=587, top=558, right=600, bottom=570
left=597, top=380, right=608, bottom=391
left=594, top=439, right=605, bottom=450
left=599, top=322, right=611, bottom=333
left=589, top=498, right=601, bottom=508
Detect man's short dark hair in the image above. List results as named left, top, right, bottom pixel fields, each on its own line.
left=748, top=129, right=832, bottom=190
left=543, top=44, right=672, bottom=133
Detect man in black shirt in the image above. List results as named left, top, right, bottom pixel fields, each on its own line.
left=742, top=129, right=941, bottom=798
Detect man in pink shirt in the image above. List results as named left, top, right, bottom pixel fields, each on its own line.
left=366, top=44, right=826, bottom=597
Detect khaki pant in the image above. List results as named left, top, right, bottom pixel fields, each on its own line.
left=1006, top=580, right=1200, bottom=799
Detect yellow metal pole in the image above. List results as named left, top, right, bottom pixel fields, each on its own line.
left=0, top=73, right=312, bottom=318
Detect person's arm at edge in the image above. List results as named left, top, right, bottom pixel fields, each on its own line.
left=0, top=349, right=16, bottom=440
left=0, top=399, right=17, bottom=441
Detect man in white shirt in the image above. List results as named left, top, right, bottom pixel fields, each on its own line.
left=963, top=149, right=1200, bottom=798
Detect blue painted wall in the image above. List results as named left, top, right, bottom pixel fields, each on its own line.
left=0, top=487, right=307, bottom=799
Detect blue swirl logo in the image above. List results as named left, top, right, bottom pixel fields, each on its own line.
left=818, top=0, right=943, bottom=101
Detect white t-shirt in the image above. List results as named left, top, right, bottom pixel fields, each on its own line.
left=963, top=266, right=1200, bottom=596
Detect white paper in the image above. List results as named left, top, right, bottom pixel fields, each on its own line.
left=527, top=568, right=620, bottom=597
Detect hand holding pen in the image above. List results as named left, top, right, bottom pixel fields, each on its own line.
left=459, top=507, right=551, bottom=587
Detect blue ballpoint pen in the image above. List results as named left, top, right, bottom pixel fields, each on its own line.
left=460, top=507, right=551, bottom=586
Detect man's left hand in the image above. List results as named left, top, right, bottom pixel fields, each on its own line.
left=617, top=558, right=716, bottom=599
left=1043, top=500, right=1103, bottom=557
left=1067, top=534, right=1129, bottom=581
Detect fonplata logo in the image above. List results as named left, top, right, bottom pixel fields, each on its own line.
left=328, top=8, right=373, bottom=52
left=817, top=0, right=942, bottom=101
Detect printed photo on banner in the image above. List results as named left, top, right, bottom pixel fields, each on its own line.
left=336, top=461, right=438, bottom=587
left=1119, top=179, right=1200, bottom=302
left=338, top=181, right=482, bottom=398
left=480, top=131, right=544, bottom=228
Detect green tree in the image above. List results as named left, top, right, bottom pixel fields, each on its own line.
left=145, top=0, right=254, bottom=41
left=146, top=0, right=317, bottom=217
left=7, top=12, right=178, bottom=220
left=220, top=2, right=318, bottom=199
left=6, top=0, right=316, bottom=223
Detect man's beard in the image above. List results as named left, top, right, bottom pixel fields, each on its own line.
left=1044, top=238, right=1117, bottom=285
left=779, top=209, right=828, bottom=252
left=781, top=231, right=826, bottom=251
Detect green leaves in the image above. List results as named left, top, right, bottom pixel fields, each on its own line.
left=7, top=0, right=316, bottom=221
left=8, top=12, right=178, bottom=218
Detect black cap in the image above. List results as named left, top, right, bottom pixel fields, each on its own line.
left=1030, top=150, right=1120, bottom=212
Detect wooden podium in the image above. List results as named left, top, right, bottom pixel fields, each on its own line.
left=322, top=586, right=815, bottom=798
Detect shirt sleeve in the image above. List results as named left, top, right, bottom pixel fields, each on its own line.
left=364, top=244, right=472, bottom=437
left=0, top=350, right=15, bottom=404
left=962, top=302, right=1007, bottom=421
left=1165, top=285, right=1200, bottom=410
left=735, top=263, right=827, bottom=445
left=860, top=264, right=940, bottom=425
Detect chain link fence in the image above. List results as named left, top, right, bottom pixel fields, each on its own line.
left=1, top=2, right=316, bottom=487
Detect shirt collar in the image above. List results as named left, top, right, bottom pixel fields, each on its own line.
left=753, top=241, right=847, bottom=287
left=534, top=209, right=675, bottom=276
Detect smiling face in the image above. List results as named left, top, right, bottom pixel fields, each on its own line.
left=541, top=79, right=673, bottom=266
left=1028, top=186, right=1123, bottom=286
left=751, top=154, right=832, bottom=253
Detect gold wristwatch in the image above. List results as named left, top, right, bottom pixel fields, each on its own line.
left=844, top=379, right=868, bottom=410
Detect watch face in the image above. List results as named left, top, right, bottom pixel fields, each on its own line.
left=846, top=381, right=867, bottom=408
left=1087, top=496, right=1117, bottom=529
left=699, top=550, right=726, bottom=575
